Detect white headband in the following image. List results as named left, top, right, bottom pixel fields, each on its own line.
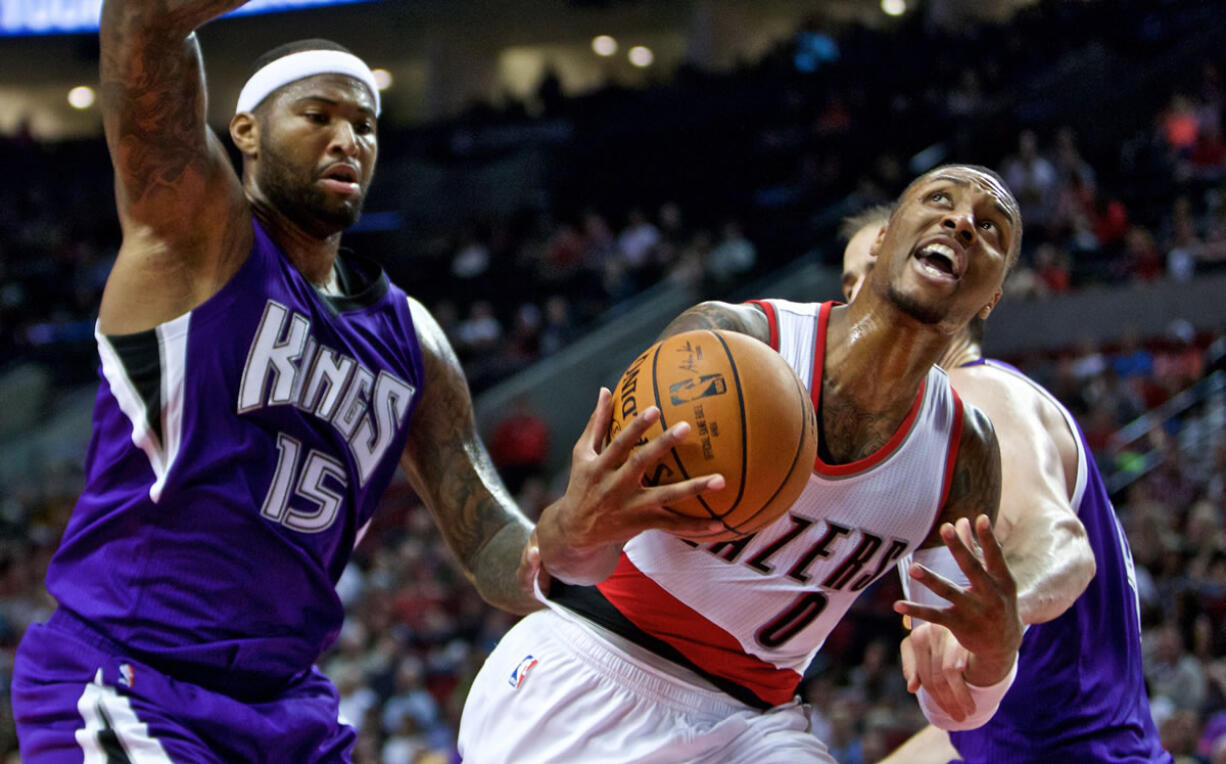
left=235, top=49, right=381, bottom=116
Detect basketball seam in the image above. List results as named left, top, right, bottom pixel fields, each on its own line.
left=730, top=367, right=812, bottom=533
left=711, top=331, right=749, bottom=523
left=653, top=334, right=718, bottom=520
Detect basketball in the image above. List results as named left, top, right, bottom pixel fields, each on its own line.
left=608, top=329, right=817, bottom=541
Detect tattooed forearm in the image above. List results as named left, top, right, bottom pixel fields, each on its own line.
left=470, top=518, right=538, bottom=614
left=924, top=406, right=1002, bottom=548
left=657, top=301, right=770, bottom=343
left=401, top=300, right=536, bottom=612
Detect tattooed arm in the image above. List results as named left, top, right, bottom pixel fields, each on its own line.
left=656, top=301, right=772, bottom=343
left=400, top=299, right=538, bottom=615
left=97, top=0, right=251, bottom=335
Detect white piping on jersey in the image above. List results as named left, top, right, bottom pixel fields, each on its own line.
left=95, top=314, right=190, bottom=503
left=76, top=668, right=173, bottom=763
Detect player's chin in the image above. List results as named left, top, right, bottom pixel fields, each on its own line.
left=886, top=284, right=949, bottom=326
left=318, top=203, right=363, bottom=232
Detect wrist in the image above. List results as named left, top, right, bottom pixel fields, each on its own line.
left=535, top=501, right=622, bottom=585
left=964, top=649, right=1018, bottom=687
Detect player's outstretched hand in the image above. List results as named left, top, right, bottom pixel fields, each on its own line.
left=536, top=387, right=725, bottom=586
left=894, top=516, right=1023, bottom=692
left=900, top=623, right=975, bottom=722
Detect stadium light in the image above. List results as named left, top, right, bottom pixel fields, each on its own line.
left=592, top=35, right=618, bottom=57
left=372, top=68, right=392, bottom=91
left=67, top=86, right=95, bottom=109
left=628, top=46, right=654, bottom=68
left=881, top=0, right=907, bottom=16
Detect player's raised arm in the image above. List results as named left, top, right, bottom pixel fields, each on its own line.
left=98, top=0, right=249, bottom=333
left=656, top=300, right=771, bottom=343
left=398, top=299, right=539, bottom=615
left=951, top=366, right=1095, bottom=625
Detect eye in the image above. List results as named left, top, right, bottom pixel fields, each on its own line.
left=928, top=191, right=948, bottom=203
left=354, top=120, right=375, bottom=136
left=979, top=218, right=996, bottom=231
left=304, top=111, right=329, bottom=124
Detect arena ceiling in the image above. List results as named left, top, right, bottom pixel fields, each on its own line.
left=0, top=0, right=1036, bottom=138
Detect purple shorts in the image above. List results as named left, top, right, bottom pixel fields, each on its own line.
left=13, top=613, right=355, bottom=762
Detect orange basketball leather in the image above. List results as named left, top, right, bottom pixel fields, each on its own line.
left=609, top=329, right=817, bottom=541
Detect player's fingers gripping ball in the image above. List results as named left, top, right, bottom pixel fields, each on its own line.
left=609, top=330, right=817, bottom=541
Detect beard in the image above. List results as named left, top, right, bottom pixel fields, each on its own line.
left=257, top=137, right=363, bottom=234
left=885, top=281, right=947, bottom=325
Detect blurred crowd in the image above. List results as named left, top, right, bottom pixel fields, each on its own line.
left=2, top=0, right=1226, bottom=761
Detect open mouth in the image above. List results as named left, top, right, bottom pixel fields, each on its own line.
left=322, top=164, right=360, bottom=184
left=914, top=242, right=959, bottom=279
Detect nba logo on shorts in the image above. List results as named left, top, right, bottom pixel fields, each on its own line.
left=118, top=663, right=135, bottom=688
left=508, top=655, right=538, bottom=689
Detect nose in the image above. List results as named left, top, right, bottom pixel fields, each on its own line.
left=941, top=209, right=975, bottom=246
left=327, top=121, right=359, bottom=157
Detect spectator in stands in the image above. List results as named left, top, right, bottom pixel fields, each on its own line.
left=1160, top=94, right=1201, bottom=158
left=538, top=294, right=575, bottom=356
left=1114, top=328, right=1156, bottom=382
left=705, top=219, right=757, bottom=293
left=1003, top=129, right=1059, bottom=233
left=487, top=395, right=551, bottom=495
left=617, top=208, right=662, bottom=281
left=1147, top=622, right=1208, bottom=712
left=1120, top=225, right=1164, bottom=282
left=1034, top=242, right=1072, bottom=294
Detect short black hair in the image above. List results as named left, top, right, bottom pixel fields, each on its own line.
left=247, top=38, right=358, bottom=79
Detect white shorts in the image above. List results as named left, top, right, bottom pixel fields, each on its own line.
left=458, top=608, right=833, bottom=763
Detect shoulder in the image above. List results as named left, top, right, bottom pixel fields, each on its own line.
left=658, top=300, right=771, bottom=344
left=948, top=361, right=1079, bottom=499
left=922, top=401, right=1001, bottom=547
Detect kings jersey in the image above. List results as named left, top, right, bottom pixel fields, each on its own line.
left=45, top=220, right=425, bottom=698
left=553, top=300, right=965, bottom=708
left=949, top=359, right=1170, bottom=763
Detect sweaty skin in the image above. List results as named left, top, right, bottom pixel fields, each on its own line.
left=660, top=164, right=1028, bottom=710
left=842, top=214, right=1095, bottom=752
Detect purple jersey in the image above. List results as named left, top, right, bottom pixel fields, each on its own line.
left=43, top=219, right=424, bottom=699
left=950, top=359, right=1169, bottom=763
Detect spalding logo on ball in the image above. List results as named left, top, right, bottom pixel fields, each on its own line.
left=609, top=329, right=817, bottom=541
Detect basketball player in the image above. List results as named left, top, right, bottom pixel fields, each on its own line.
left=459, top=165, right=1029, bottom=762
left=10, top=2, right=720, bottom=760
left=841, top=208, right=1170, bottom=762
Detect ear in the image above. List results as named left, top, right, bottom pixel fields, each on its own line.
left=868, top=223, right=887, bottom=258
left=230, top=112, right=260, bottom=158
left=979, top=288, right=1003, bottom=320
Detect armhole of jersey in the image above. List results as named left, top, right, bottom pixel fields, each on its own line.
left=746, top=299, right=778, bottom=350
left=96, top=314, right=191, bottom=502
left=935, top=387, right=965, bottom=525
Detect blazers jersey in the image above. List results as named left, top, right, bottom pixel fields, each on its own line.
left=553, top=300, right=964, bottom=708
left=45, top=219, right=425, bottom=699
left=949, top=359, right=1170, bottom=763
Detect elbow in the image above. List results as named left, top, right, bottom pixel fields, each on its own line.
left=1066, top=520, right=1097, bottom=597
left=1077, top=544, right=1097, bottom=593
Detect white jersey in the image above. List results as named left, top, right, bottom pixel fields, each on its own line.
left=551, top=300, right=965, bottom=708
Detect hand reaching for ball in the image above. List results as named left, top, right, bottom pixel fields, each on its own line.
left=535, top=387, right=727, bottom=586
